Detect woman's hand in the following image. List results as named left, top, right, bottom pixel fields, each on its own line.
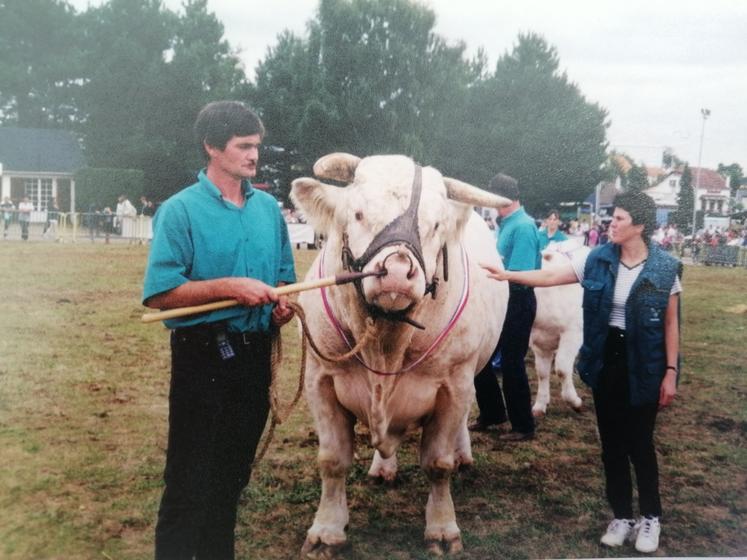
left=658, top=370, right=677, bottom=409
left=479, top=262, right=512, bottom=282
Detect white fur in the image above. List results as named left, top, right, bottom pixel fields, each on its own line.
left=530, top=240, right=588, bottom=416
left=292, top=154, right=508, bottom=556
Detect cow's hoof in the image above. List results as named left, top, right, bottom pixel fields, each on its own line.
left=425, top=535, right=463, bottom=556
left=532, top=407, right=546, bottom=418
left=571, top=401, right=583, bottom=413
left=301, top=537, right=348, bottom=559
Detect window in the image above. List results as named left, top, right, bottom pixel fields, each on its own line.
left=22, top=178, right=53, bottom=210
left=669, top=179, right=677, bottom=187
left=24, top=178, right=39, bottom=210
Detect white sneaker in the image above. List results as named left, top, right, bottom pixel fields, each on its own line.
left=635, top=516, right=661, bottom=553
left=600, top=518, right=635, bottom=547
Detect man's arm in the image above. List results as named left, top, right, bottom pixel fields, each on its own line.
left=146, top=277, right=278, bottom=310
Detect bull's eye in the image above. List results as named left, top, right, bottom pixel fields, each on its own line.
left=355, top=211, right=364, bottom=221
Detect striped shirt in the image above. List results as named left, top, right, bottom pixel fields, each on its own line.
left=570, top=253, right=682, bottom=329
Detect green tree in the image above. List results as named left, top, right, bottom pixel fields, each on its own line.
left=717, top=162, right=743, bottom=198
left=625, top=163, right=649, bottom=193
left=251, top=0, right=480, bottom=199
left=674, top=164, right=694, bottom=231
left=463, top=33, right=608, bottom=213
left=78, top=0, right=249, bottom=200
left=0, top=0, right=84, bottom=126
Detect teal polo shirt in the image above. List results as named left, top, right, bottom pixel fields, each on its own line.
left=538, top=228, right=568, bottom=251
left=497, top=206, right=540, bottom=271
left=142, top=170, right=296, bottom=332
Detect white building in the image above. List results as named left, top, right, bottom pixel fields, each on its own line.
left=644, top=167, right=729, bottom=227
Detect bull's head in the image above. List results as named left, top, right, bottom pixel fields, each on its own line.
left=291, top=153, right=511, bottom=321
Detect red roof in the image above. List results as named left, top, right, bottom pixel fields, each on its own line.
left=688, top=168, right=727, bottom=191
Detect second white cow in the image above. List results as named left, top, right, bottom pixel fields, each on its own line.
left=529, top=240, right=589, bottom=416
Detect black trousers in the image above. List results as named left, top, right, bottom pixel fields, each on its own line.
left=593, top=328, right=661, bottom=519
left=155, top=326, right=272, bottom=560
left=473, top=286, right=536, bottom=434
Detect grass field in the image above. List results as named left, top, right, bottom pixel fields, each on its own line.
left=0, top=241, right=745, bottom=559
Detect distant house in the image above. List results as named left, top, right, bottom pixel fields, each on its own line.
left=644, top=167, right=729, bottom=226
left=0, top=127, right=85, bottom=219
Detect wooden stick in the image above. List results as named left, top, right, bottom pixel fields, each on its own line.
left=140, top=271, right=378, bottom=324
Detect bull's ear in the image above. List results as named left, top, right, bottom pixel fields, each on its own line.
left=443, top=177, right=512, bottom=208
left=290, top=177, right=339, bottom=232
left=313, top=153, right=361, bottom=183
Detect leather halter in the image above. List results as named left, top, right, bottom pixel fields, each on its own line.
left=340, top=164, right=448, bottom=327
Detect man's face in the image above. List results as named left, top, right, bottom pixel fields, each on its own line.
left=207, top=134, right=261, bottom=180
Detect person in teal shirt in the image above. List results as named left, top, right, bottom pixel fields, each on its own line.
left=143, top=101, right=296, bottom=560
left=538, top=208, right=568, bottom=250
left=470, top=173, right=539, bottom=441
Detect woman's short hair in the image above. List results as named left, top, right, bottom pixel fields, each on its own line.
left=546, top=209, right=561, bottom=220
left=194, top=101, right=265, bottom=159
left=613, top=191, right=657, bottom=242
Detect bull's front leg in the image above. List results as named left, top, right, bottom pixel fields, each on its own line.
left=420, top=383, right=470, bottom=556
left=302, top=374, right=355, bottom=559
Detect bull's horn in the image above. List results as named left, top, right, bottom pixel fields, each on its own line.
left=313, top=152, right=361, bottom=183
left=443, top=177, right=512, bottom=208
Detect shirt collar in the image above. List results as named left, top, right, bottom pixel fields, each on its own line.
left=198, top=169, right=254, bottom=202
left=502, top=206, right=526, bottom=225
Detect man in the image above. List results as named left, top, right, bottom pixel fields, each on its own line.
left=470, top=173, right=538, bottom=441
left=1, top=197, right=14, bottom=238
left=142, top=100, right=296, bottom=559
left=43, top=197, right=60, bottom=240
left=115, top=194, right=137, bottom=239
left=18, top=196, right=33, bottom=241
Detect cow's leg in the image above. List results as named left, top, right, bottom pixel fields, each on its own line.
left=531, top=344, right=553, bottom=417
left=420, top=385, right=467, bottom=556
left=368, top=449, right=398, bottom=481
left=555, top=334, right=583, bottom=412
left=302, top=375, right=354, bottom=559
left=454, top=413, right=474, bottom=469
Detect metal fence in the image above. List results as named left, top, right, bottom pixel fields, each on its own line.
left=1, top=211, right=153, bottom=244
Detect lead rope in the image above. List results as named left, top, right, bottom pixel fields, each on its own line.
left=254, top=300, right=377, bottom=464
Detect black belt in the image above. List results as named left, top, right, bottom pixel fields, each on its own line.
left=173, top=322, right=269, bottom=347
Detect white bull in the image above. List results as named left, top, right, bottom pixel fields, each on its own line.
left=291, top=153, right=511, bottom=557
left=529, top=240, right=589, bottom=416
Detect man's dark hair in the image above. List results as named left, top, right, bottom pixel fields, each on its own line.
left=546, top=208, right=561, bottom=219
left=487, top=173, right=520, bottom=201
left=613, top=191, right=657, bottom=242
left=194, top=101, right=265, bottom=160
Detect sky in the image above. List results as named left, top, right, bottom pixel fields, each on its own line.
left=69, top=0, right=747, bottom=172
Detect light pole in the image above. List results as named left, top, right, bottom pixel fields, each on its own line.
left=691, top=108, right=710, bottom=238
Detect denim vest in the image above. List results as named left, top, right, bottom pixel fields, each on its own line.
left=577, top=242, right=682, bottom=406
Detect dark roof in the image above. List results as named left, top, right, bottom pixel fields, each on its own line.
left=585, top=181, right=620, bottom=206
left=0, top=127, right=85, bottom=173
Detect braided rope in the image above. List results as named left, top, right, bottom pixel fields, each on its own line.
left=254, top=300, right=377, bottom=464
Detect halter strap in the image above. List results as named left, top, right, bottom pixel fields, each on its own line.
left=318, top=245, right=470, bottom=376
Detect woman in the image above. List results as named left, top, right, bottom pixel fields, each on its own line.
left=538, top=208, right=568, bottom=250
left=482, top=192, right=681, bottom=554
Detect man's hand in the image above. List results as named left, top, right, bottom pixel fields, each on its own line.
left=271, top=295, right=295, bottom=327
left=658, top=370, right=677, bottom=409
left=232, top=278, right=278, bottom=307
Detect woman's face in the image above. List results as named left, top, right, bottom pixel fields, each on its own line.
left=609, top=207, right=644, bottom=245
